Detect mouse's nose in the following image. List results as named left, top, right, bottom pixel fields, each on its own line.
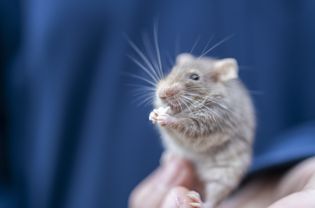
left=159, top=89, right=176, bottom=99
left=158, top=85, right=180, bottom=99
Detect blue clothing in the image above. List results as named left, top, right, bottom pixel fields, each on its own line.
left=1, top=0, right=315, bottom=208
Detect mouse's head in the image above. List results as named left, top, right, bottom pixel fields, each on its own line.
left=155, top=53, right=239, bottom=112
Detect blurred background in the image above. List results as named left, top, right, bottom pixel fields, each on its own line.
left=1, top=0, right=315, bottom=208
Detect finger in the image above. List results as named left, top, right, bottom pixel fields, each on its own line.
left=267, top=189, right=315, bottom=208
left=161, top=186, right=202, bottom=208
left=304, top=171, right=315, bottom=189
left=220, top=157, right=315, bottom=208
left=173, top=159, right=202, bottom=192
left=129, top=159, right=181, bottom=208
left=275, top=157, right=315, bottom=198
left=268, top=161, right=315, bottom=208
left=129, top=157, right=197, bottom=208
left=269, top=157, right=315, bottom=208
left=219, top=177, right=277, bottom=208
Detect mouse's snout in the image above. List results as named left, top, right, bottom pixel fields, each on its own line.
left=158, top=83, right=182, bottom=100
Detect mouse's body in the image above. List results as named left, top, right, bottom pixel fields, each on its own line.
left=149, top=54, right=255, bottom=208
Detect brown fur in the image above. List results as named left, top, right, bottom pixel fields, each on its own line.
left=149, top=53, right=256, bottom=208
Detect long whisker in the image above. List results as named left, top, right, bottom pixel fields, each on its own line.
left=205, top=98, right=232, bottom=113
left=183, top=98, right=218, bottom=123
left=200, top=35, right=215, bottom=55
left=181, top=95, right=207, bottom=114
left=176, top=99, right=183, bottom=112
left=142, top=33, right=163, bottom=81
left=126, top=38, right=160, bottom=83
left=181, top=94, right=228, bottom=123
left=198, top=35, right=234, bottom=59
left=136, top=96, right=154, bottom=106
left=127, top=55, right=159, bottom=84
left=189, top=36, right=201, bottom=54
left=125, top=83, right=156, bottom=91
left=132, top=91, right=155, bottom=107
left=133, top=91, right=153, bottom=100
left=123, top=72, right=157, bottom=87
left=129, top=85, right=156, bottom=101
left=192, top=98, right=220, bottom=122
left=132, top=89, right=156, bottom=97
left=153, top=22, right=164, bottom=79
left=180, top=96, right=194, bottom=114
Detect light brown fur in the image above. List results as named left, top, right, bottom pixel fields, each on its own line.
left=149, top=53, right=256, bottom=208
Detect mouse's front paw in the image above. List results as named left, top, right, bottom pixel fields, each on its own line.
left=149, top=107, right=176, bottom=127
left=156, top=112, right=176, bottom=127
left=149, top=110, right=158, bottom=124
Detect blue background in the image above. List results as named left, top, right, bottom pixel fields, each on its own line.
left=1, top=0, right=315, bottom=208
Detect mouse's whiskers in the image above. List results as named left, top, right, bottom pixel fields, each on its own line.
left=197, top=35, right=234, bottom=59
left=142, top=32, right=164, bottom=80
left=204, top=97, right=232, bottom=114
left=182, top=95, right=224, bottom=123
left=127, top=40, right=161, bottom=83
left=125, top=73, right=157, bottom=87
left=189, top=36, right=201, bottom=54
left=153, top=22, right=164, bottom=79
left=133, top=91, right=155, bottom=107
left=128, top=83, right=156, bottom=107
left=176, top=99, right=183, bottom=112
left=200, top=35, right=215, bottom=55
left=180, top=95, right=194, bottom=113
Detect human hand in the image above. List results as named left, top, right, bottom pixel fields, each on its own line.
left=129, top=156, right=203, bottom=208
left=129, top=156, right=315, bottom=208
left=220, top=157, right=315, bottom=208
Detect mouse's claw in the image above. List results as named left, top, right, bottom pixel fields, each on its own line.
left=187, top=191, right=203, bottom=208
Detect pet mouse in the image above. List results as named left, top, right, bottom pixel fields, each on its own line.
left=149, top=53, right=256, bottom=208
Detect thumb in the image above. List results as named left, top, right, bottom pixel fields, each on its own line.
left=129, top=156, right=198, bottom=208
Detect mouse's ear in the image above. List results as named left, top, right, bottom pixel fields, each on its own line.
left=212, top=58, right=238, bottom=82
left=176, top=53, right=194, bottom=65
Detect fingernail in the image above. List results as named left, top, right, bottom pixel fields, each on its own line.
left=187, top=191, right=201, bottom=201
left=190, top=202, right=202, bottom=207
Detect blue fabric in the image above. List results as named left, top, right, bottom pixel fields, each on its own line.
left=1, top=0, right=315, bottom=208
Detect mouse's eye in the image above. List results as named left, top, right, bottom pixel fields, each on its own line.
left=189, top=73, right=200, bottom=81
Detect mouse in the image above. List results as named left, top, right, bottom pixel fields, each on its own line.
left=149, top=53, right=256, bottom=208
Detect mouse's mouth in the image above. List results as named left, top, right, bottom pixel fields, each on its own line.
left=161, top=97, right=185, bottom=113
